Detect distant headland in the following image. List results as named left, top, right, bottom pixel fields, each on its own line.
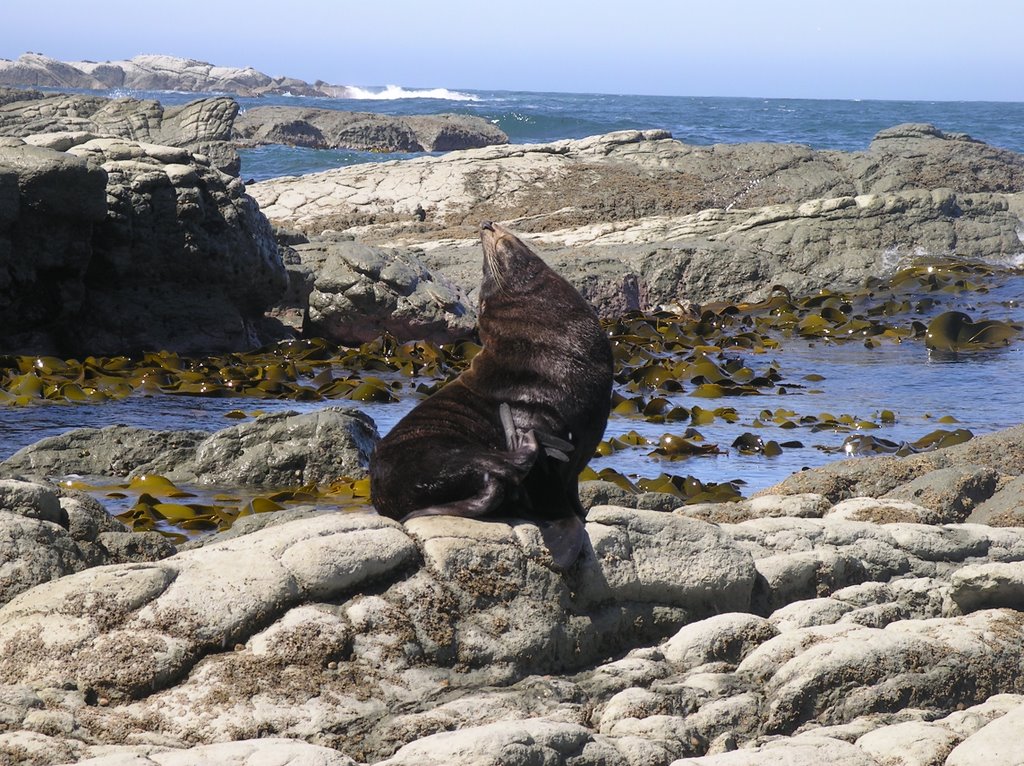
left=0, top=52, right=362, bottom=98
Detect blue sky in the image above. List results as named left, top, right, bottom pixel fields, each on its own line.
left=3, top=1, right=1022, bottom=101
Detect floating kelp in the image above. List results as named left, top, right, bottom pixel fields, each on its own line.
left=825, top=428, right=974, bottom=456
left=578, top=466, right=743, bottom=504
left=63, top=473, right=373, bottom=541
left=924, top=311, right=1020, bottom=352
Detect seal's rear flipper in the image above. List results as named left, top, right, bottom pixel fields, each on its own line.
left=537, top=515, right=586, bottom=572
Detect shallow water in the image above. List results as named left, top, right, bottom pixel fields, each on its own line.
left=4, top=272, right=1022, bottom=497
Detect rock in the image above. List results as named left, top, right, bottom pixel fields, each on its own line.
left=1, top=407, right=378, bottom=487
left=966, top=475, right=1024, bottom=525
left=0, top=479, right=65, bottom=525
left=295, top=236, right=476, bottom=344
left=945, top=702, right=1024, bottom=765
left=660, top=613, right=778, bottom=670
left=950, top=561, right=1024, bottom=612
left=72, top=738, right=360, bottom=765
left=854, top=720, right=960, bottom=765
left=0, top=511, right=87, bottom=607
left=760, top=424, right=1024, bottom=504
left=669, top=735, right=879, bottom=765
left=168, top=407, right=379, bottom=486
left=377, top=719, right=626, bottom=766
left=0, top=424, right=209, bottom=480
left=882, top=465, right=999, bottom=522
left=0, top=134, right=286, bottom=356
left=578, top=480, right=639, bottom=510
left=0, top=87, right=240, bottom=173
left=234, top=106, right=508, bottom=152
left=825, top=497, right=940, bottom=524
left=0, top=53, right=357, bottom=98
left=250, top=128, right=1024, bottom=311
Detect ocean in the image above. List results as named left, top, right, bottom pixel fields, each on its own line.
left=201, top=87, right=1024, bottom=181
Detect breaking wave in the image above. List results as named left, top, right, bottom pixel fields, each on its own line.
left=344, top=84, right=479, bottom=101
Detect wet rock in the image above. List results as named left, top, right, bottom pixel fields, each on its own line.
left=295, top=236, right=476, bottom=344
left=1, top=407, right=378, bottom=488
left=0, top=425, right=209, bottom=481
left=579, top=479, right=639, bottom=510
left=235, top=106, right=508, bottom=152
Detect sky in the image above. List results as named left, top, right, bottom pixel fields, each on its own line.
left=2, top=0, right=1023, bottom=102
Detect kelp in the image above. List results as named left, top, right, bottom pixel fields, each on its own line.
left=8, top=254, right=1021, bottom=530
left=578, top=466, right=743, bottom=504
left=924, top=311, right=1020, bottom=352
left=63, top=473, right=372, bottom=541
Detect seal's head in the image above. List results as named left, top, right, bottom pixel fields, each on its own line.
left=480, top=220, right=547, bottom=296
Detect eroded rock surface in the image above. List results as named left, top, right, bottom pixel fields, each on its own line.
left=0, top=423, right=1023, bottom=764
left=0, top=133, right=286, bottom=355
left=234, top=107, right=508, bottom=153
left=250, top=127, right=1024, bottom=315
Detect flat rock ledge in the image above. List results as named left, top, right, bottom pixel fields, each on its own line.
left=251, top=126, right=1024, bottom=315
left=1, top=424, right=1024, bottom=764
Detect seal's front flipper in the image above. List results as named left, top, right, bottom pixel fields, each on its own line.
left=536, top=515, right=586, bottom=572
left=499, top=403, right=574, bottom=462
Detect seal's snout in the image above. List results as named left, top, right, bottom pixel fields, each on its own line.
left=481, top=221, right=494, bottom=231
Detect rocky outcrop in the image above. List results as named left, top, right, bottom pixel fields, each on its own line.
left=0, top=132, right=287, bottom=355
left=234, top=106, right=508, bottom=153
left=0, top=53, right=355, bottom=98
left=0, top=407, right=377, bottom=488
left=250, top=127, right=1024, bottom=313
left=2, top=418, right=1024, bottom=763
left=0, top=87, right=240, bottom=174
left=292, top=234, right=476, bottom=344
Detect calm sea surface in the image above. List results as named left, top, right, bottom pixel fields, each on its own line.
left=4, top=87, right=1024, bottom=495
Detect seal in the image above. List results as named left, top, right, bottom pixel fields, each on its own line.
left=370, top=221, right=614, bottom=569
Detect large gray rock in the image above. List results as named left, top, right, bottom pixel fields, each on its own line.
left=0, top=87, right=240, bottom=173
left=234, top=106, right=508, bottom=152
left=295, top=235, right=476, bottom=344
left=0, top=134, right=286, bottom=355
left=0, top=479, right=174, bottom=609
left=250, top=127, right=1024, bottom=312
left=1, top=407, right=378, bottom=487
left=0, top=53, right=356, bottom=98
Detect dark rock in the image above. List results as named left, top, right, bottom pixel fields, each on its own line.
left=883, top=465, right=1000, bottom=523
left=234, top=107, right=508, bottom=153
left=296, top=237, right=476, bottom=345
left=0, top=134, right=287, bottom=356
left=967, top=476, right=1024, bottom=526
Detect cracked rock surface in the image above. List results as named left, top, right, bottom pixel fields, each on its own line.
left=1, top=424, right=1023, bottom=764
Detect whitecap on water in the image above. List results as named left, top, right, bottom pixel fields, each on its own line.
left=344, top=84, right=479, bottom=101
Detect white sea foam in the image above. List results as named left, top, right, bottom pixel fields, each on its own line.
left=344, top=84, right=479, bottom=101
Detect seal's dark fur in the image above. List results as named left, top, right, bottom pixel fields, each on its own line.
left=370, top=222, right=613, bottom=569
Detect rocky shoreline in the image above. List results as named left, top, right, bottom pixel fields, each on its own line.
left=0, top=53, right=365, bottom=99
left=2, top=71, right=1024, bottom=764
left=1, top=416, right=1024, bottom=764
